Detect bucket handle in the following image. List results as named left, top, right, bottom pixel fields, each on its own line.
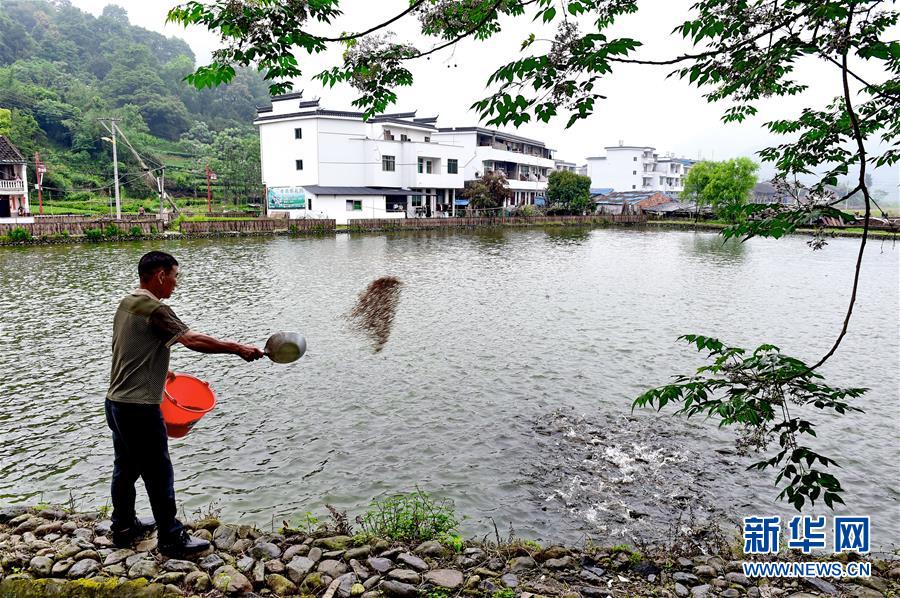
left=163, top=385, right=211, bottom=414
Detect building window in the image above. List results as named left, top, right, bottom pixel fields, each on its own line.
left=382, top=155, right=396, bottom=171
left=633, top=157, right=637, bottom=161
left=632, top=185, right=636, bottom=189
left=346, top=199, right=362, bottom=211
left=417, top=158, right=433, bottom=174
left=448, top=159, right=458, bottom=174
left=424, top=137, right=430, bottom=142
left=295, top=159, right=303, bottom=170
left=632, top=170, right=636, bottom=175
left=401, top=134, right=409, bottom=142
left=294, top=128, right=302, bottom=139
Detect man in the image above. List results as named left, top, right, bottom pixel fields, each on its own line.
left=106, top=251, right=264, bottom=557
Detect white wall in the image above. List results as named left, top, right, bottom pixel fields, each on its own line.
left=317, top=118, right=368, bottom=186
left=259, top=118, right=320, bottom=187
left=588, top=147, right=656, bottom=191
left=431, top=130, right=554, bottom=201
left=270, top=192, right=406, bottom=225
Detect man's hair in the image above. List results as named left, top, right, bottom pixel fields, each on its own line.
left=138, top=251, right=178, bottom=282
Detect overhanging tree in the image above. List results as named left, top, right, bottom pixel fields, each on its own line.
left=169, top=0, right=900, bottom=511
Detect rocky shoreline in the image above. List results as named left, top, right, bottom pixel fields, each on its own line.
left=1, top=506, right=897, bottom=598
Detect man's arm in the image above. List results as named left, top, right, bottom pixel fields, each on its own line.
left=177, top=331, right=264, bottom=362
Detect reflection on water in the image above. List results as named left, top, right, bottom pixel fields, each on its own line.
left=543, top=227, right=593, bottom=245
left=683, top=232, right=746, bottom=262
left=0, top=229, right=897, bottom=546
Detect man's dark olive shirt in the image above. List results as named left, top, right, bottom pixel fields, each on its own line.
left=107, top=290, right=188, bottom=405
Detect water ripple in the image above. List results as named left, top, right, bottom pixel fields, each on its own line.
left=0, top=230, right=897, bottom=546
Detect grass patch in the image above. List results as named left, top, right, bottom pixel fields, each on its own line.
left=6, top=227, right=30, bottom=242
left=357, top=488, right=459, bottom=544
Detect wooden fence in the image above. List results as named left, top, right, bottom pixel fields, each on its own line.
left=0, top=218, right=158, bottom=237
left=288, top=218, right=336, bottom=232
left=180, top=219, right=279, bottom=234
left=180, top=218, right=335, bottom=235
left=348, top=214, right=647, bottom=231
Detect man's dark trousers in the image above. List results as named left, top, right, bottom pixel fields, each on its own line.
left=105, top=399, right=183, bottom=541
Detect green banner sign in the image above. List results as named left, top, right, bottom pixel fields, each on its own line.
left=267, top=186, right=306, bottom=209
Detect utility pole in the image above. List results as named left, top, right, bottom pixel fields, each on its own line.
left=158, top=167, right=165, bottom=219
left=34, top=153, right=46, bottom=215
left=205, top=164, right=216, bottom=213
left=99, top=119, right=122, bottom=219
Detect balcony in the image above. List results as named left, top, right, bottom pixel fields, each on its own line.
left=0, top=180, right=25, bottom=194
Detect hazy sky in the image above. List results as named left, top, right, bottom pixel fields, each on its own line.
left=69, top=0, right=899, bottom=196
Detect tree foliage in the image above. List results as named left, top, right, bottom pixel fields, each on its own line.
left=634, top=336, right=866, bottom=511
left=460, top=170, right=510, bottom=210
left=171, top=0, right=898, bottom=511
left=0, top=0, right=269, bottom=201
left=682, top=158, right=759, bottom=221
left=547, top=170, right=593, bottom=214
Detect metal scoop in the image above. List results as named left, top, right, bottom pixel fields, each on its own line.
left=264, top=332, right=307, bottom=364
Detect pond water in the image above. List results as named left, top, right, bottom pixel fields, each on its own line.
left=0, top=228, right=897, bottom=548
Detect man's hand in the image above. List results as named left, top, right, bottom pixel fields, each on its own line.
left=236, top=345, right=265, bottom=362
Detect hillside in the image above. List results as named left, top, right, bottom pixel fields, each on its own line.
left=0, top=0, right=268, bottom=209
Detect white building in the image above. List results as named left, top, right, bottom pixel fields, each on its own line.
left=431, top=127, right=555, bottom=206
left=554, top=159, right=578, bottom=173
left=0, top=136, right=29, bottom=220
left=254, top=95, right=466, bottom=223
left=586, top=144, right=694, bottom=195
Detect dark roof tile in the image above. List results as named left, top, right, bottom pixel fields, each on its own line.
left=0, top=136, right=25, bottom=163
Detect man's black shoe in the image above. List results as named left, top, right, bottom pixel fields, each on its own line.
left=159, top=530, right=211, bottom=558
left=111, top=516, right=157, bottom=548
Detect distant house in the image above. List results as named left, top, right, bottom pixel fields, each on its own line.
left=752, top=181, right=800, bottom=205
left=554, top=159, right=578, bottom=173
left=752, top=181, right=841, bottom=206
left=586, top=143, right=696, bottom=194
left=0, top=136, right=29, bottom=218
left=592, top=190, right=674, bottom=215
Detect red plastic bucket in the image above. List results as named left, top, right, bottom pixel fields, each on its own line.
left=161, top=374, right=216, bottom=438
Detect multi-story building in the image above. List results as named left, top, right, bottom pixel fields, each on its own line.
left=554, top=159, right=578, bottom=173
left=431, top=127, right=555, bottom=206
left=254, top=95, right=465, bottom=223
left=0, top=136, right=29, bottom=219
left=255, top=97, right=559, bottom=219
left=586, top=143, right=694, bottom=195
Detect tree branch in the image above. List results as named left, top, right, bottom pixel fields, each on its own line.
left=606, top=9, right=808, bottom=67
left=807, top=11, right=871, bottom=372
left=315, top=1, right=427, bottom=42
left=818, top=53, right=900, bottom=106
left=410, top=0, right=506, bottom=61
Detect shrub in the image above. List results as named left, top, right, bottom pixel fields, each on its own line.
left=64, top=191, right=93, bottom=202
left=519, top=204, right=538, bottom=217
left=105, top=224, right=122, bottom=237
left=53, top=231, right=70, bottom=240
left=84, top=228, right=103, bottom=241
left=149, top=225, right=157, bottom=235
left=357, top=488, right=459, bottom=543
left=6, top=227, right=30, bottom=242
left=129, top=226, right=143, bottom=237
